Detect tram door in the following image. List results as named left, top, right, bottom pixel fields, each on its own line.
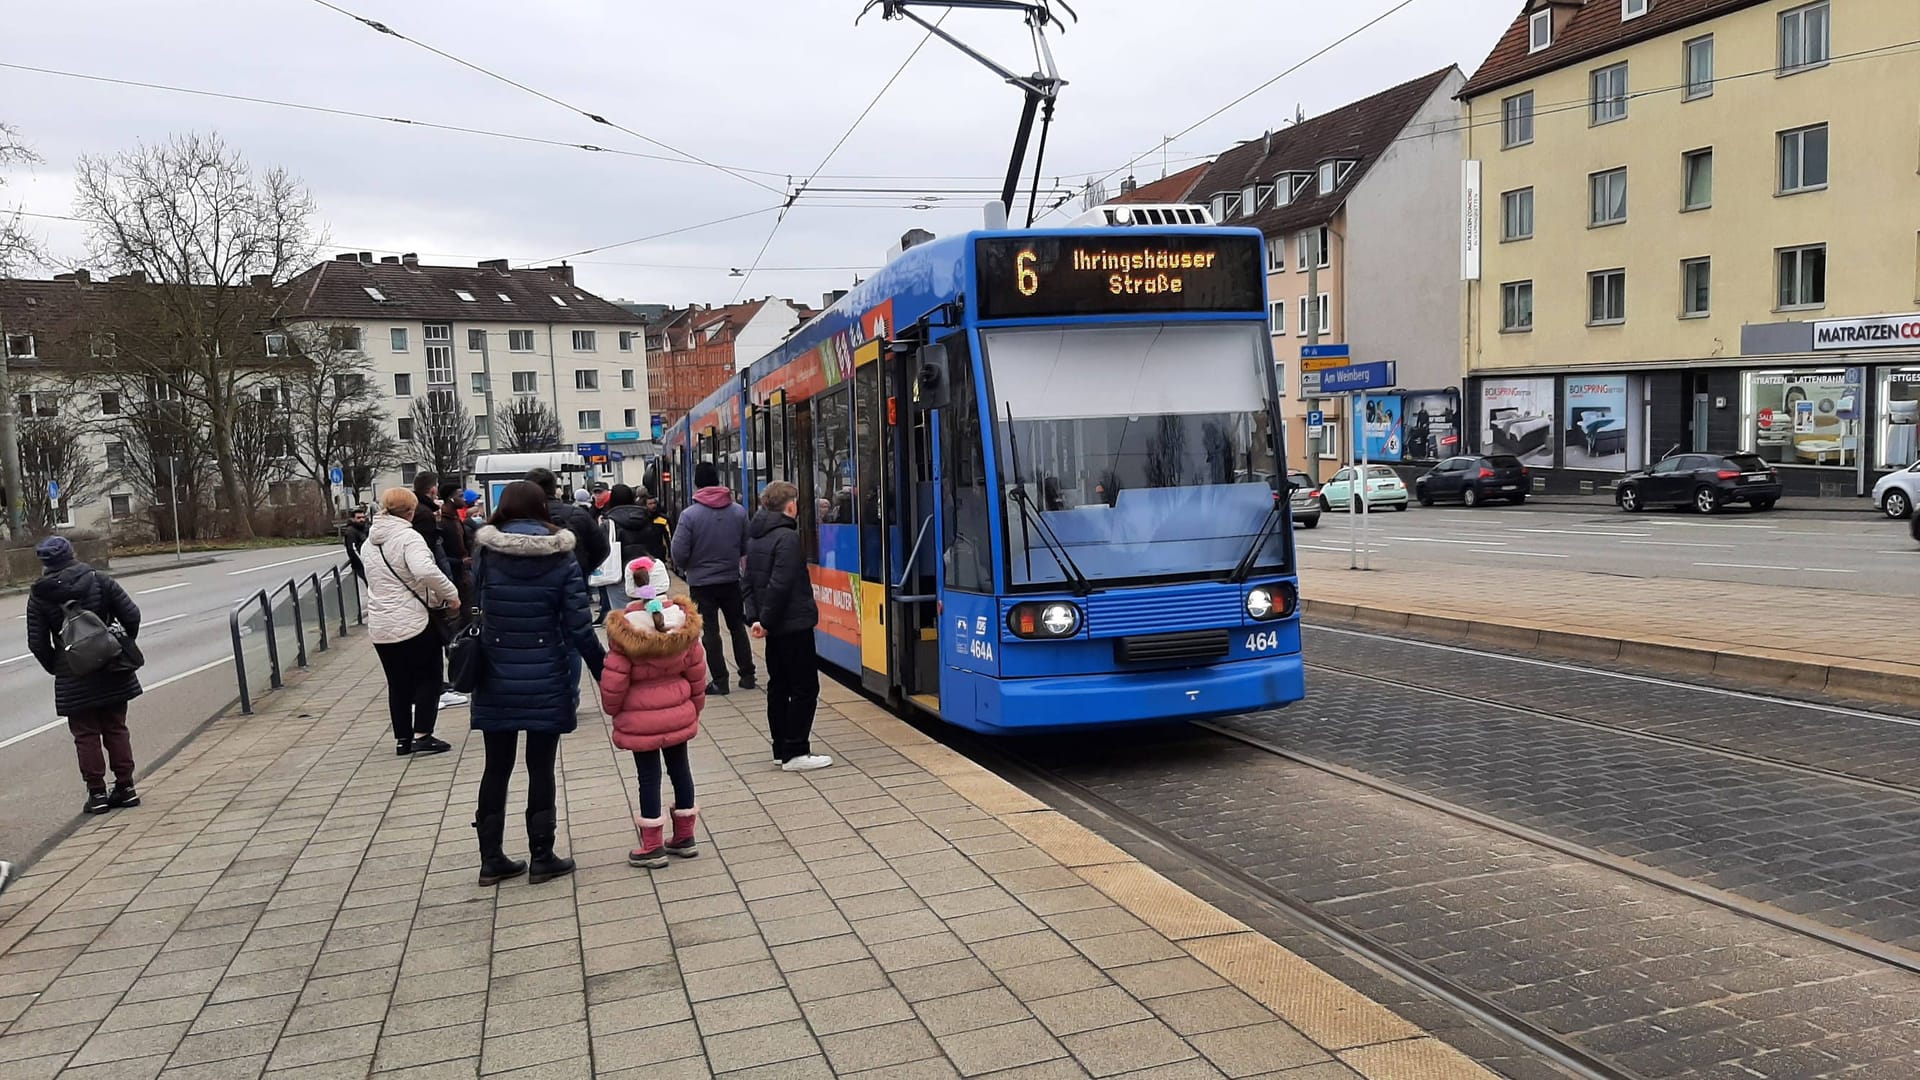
left=888, top=341, right=942, bottom=708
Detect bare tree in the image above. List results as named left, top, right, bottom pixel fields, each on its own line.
left=496, top=396, right=563, bottom=452
left=98, top=391, right=215, bottom=541
left=334, top=416, right=402, bottom=506
left=73, top=132, right=317, bottom=539
left=408, top=394, right=475, bottom=483
left=18, top=402, right=104, bottom=534
left=2, top=122, right=44, bottom=541
left=281, top=325, right=393, bottom=506
left=0, top=122, right=39, bottom=276
left=229, top=393, right=294, bottom=513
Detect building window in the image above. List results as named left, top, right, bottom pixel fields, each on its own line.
left=390, top=327, right=408, bottom=352
left=334, top=374, right=364, bottom=397
left=1622, top=0, right=1648, bottom=19
left=619, top=331, right=636, bottom=352
left=1777, top=244, right=1827, bottom=309
left=1297, top=296, right=1309, bottom=337
left=1683, top=149, right=1714, bottom=210
left=575, top=369, right=599, bottom=391
left=577, top=410, right=601, bottom=431
left=1778, top=124, right=1829, bottom=194
left=5, top=333, right=33, bottom=358
left=1294, top=233, right=1308, bottom=272
left=1682, top=258, right=1712, bottom=317
left=1267, top=240, right=1286, bottom=272
left=1684, top=35, right=1714, bottom=99
left=1590, top=63, right=1628, bottom=125
left=262, top=332, right=285, bottom=357
left=329, top=326, right=364, bottom=351
left=624, top=409, right=638, bottom=428
left=620, top=369, right=636, bottom=390
left=1589, top=167, right=1628, bottom=226
left=1314, top=227, right=1330, bottom=268
left=1502, top=188, right=1534, bottom=241
left=1501, top=281, right=1534, bottom=332
left=1529, top=9, right=1552, bottom=52
left=393, top=373, right=413, bottom=396
left=429, top=389, right=455, bottom=410
left=498, top=293, right=513, bottom=304
left=84, top=333, right=115, bottom=358
left=426, top=348, right=453, bottom=386
left=1313, top=294, right=1331, bottom=335
left=454, top=290, right=477, bottom=303
left=15, top=392, right=56, bottom=417
left=1502, top=92, right=1534, bottom=148
left=512, top=371, right=538, bottom=394
left=1317, top=162, right=1337, bottom=194
left=401, top=463, right=417, bottom=485
left=363, top=286, right=387, bottom=302
left=1269, top=302, right=1286, bottom=335
left=109, top=493, right=132, bottom=519
left=397, top=417, right=415, bottom=441
left=98, top=391, right=121, bottom=416
left=105, top=441, right=128, bottom=467
left=508, top=329, right=534, bottom=352
left=1209, top=192, right=1243, bottom=221
left=551, top=295, right=569, bottom=308
left=1588, top=269, right=1627, bottom=325
left=467, top=329, right=486, bottom=351
left=471, top=372, right=488, bottom=395
left=572, top=330, right=597, bottom=351
left=1779, top=1, right=1830, bottom=73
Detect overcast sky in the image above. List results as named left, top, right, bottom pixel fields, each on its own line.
left=2, top=0, right=1519, bottom=309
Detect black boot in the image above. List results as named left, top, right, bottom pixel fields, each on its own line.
left=526, top=809, right=575, bottom=885
left=473, top=814, right=526, bottom=887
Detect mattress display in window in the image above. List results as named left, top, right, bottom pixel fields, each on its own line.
left=1563, top=376, right=1635, bottom=472
left=1880, top=368, right=1920, bottom=469
left=1479, top=377, right=1554, bottom=468
left=1742, top=369, right=1861, bottom=467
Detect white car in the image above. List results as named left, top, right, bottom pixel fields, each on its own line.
left=1874, top=463, right=1920, bottom=518
left=1319, top=464, right=1408, bottom=512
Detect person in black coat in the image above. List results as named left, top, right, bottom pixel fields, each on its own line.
left=467, top=481, right=608, bottom=887
left=742, top=482, right=830, bottom=772
left=526, top=467, right=610, bottom=581
left=341, top=507, right=370, bottom=583
left=25, top=536, right=144, bottom=814
left=411, top=471, right=453, bottom=577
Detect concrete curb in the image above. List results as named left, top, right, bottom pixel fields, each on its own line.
left=1303, top=597, right=1920, bottom=707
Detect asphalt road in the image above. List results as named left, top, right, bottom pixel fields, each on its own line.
left=0, top=543, right=353, bottom=861
left=1296, top=500, right=1917, bottom=595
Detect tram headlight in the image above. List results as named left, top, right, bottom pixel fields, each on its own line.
left=1245, top=584, right=1293, bottom=621
left=1007, top=601, right=1082, bottom=639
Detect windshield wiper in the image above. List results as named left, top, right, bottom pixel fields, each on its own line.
left=1228, top=494, right=1285, bottom=584
left=1005, top=404, right=1093, bottom=597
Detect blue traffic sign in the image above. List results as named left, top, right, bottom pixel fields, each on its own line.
left=1300, top=344, right=1351, bottom=360
left=1306, top=410, right=1325, bottom=429
left=46, top=480, right=59, bottom=500
left=575, top=442, right=607, bottom=457
left=610, top=451, right=625, bottom=463
left=329, top=467, right=344, bottom=485
left=1320, top=361, right=1397, bottom=392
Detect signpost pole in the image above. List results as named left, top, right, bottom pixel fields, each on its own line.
left=1359, top=390, right=1371, bottom=571
left=167, top=457, right=183, bottom=561
left=1348, top=391, right=1358, bottom=571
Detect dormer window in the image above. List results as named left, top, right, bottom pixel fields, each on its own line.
left=1529, top=9, right=1553, bottom=52
left=1208, top=192, right=1243, bottom=220
left=1273, top=179, right=1293, bottom=208
left=1622, top=0, right=1648, bottom=19
left=1253, top=183, right=1276, bottom=211
left=498, top=293, right=513, bottom=303
left=362, top=286, right=387, bottom=302
left=1317, top=162, right=1337, bottom=194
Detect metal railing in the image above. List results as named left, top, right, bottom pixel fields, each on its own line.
left=230, top=562, right=363, bottom=714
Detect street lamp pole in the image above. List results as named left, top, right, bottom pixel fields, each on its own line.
left=167, top=455, right=183, bottom=561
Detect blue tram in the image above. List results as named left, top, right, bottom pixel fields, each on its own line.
left=663, top=222, right=1304, bottom=734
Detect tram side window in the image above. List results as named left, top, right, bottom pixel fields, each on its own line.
left=769, top=403, right=787, bottom=484
left=792, top=402, right=817, bottom=561
left=814, top=387, right=853, bottom=558
left=942, top=339, right=992, bottom=593
left=854, top=362, right=885, bottom=582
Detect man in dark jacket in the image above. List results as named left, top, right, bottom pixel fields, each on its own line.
left=25, top=536, right=145, bottom=813
left=342, top=507, right=370, bottom=583
left=743, top=482, right=829, bottom=771
left=411, top=471, right=452, bottom=578
left=527, top=467, right=610, bottom=581
left=671, top=461, right=756, bottom=695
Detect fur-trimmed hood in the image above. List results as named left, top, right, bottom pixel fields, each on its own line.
left=605, top=597, right=703, bottom=660
left=474, top=523, right=577, bottom=557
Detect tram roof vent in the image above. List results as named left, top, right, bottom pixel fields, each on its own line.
left=1067, top=203, right=1215, bottom=228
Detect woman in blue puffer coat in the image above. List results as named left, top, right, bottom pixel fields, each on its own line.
left=468, top=480, right=607, bottom=886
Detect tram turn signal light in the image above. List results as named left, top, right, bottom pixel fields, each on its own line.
left=1007, top=601, right=1082, bottom=640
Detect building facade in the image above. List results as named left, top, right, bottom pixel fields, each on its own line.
left=645, top=297, right=814, bottom=430
left=1461, top=0, right=1920, bottom=498
left=1185, top=67, right=1466, bottom=475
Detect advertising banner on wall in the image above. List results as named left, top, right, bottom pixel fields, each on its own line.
left=1564, top=377, right=1629, bottom=471
left=1354, top=394, right=1404, bottom=462
left=1479, top=377, right=1555, bottom=468
left=1401, top=391, right=1461, bottom=461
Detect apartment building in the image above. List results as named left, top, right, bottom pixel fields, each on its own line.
left=645, top=297, right=814, bottom=429
left=1461, top=0, right=1920, bottom=497
left=1185, top=67, right=1466, bottom=472
left=284, top=253, right=654, bottom=495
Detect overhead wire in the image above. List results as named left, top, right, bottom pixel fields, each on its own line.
left=729, top=11, right=948, bottom=302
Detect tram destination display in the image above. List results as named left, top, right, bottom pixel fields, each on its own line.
left=975, top=234, right=1264, bottom=319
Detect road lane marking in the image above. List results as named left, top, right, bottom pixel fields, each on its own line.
left=0, top=652, right=33, bottom=667
left=1694, top=562, right=1796, bottom=571
left=1659, top=522, right=1778, bottom=531
left=1298, top=544, right=1390, bottom=554
left=137, top=582, right=190, bottom=595
left=1877, top=550, right=1917, bottom=555
left=145, top=613, right=189, bottom=627
left=1619, top=540, right=1736, bottom=549
left=0, top=656, right=233, bottom=752
left=1510, top=528, right=1651, bottom=537
left=226, top=551, right=339, bottom=576
left=1475, top=550, right=1567, bottom=558
left=1802, top=567, right=1858, bottom=574
left=1387, top=537, right=1504, bottom=545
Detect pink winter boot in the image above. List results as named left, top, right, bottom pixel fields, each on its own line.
left=667, top=807, right=699, bottom=858
left=629, top=815, right=667, bottom=869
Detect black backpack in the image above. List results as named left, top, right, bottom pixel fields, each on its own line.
left=58, top=575, right=125, bottom=676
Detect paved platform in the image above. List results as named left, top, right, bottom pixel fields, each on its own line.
left=1296, top=548, right=1920, bottom=703
left=0, top=633, right=1489, bottom=1080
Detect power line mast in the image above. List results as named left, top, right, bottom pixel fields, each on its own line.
left=859, top=0, right=1075, bottom=226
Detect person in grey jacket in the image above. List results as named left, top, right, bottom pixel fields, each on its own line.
left=670, top=461, right=756, bottom=695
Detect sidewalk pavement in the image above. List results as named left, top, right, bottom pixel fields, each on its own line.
left=0, top=632, right=1490, bottom=1080
left=1298, top=549, right=1918, bottom=702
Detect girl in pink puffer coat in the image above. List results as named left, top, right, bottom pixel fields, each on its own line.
left=601, top=558, right=708, bottom=869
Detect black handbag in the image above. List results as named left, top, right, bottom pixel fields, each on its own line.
left=445, top=551, right=487, bottom=693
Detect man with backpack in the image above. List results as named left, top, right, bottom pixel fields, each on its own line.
left=24, top=536, right=144, bottom=815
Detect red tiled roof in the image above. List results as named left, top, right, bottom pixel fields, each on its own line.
left=1189, top=67, right=1457, bottom=237
left=1111, top=163, right=1211, bottom=205
left=284, top=258, right=646, bottom=326
left=1460, top=0, right=1769, bottom=100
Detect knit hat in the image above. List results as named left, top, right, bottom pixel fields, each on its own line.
left=574, top=488, right=592, bottom=506
left=623, top=597, right=688, bottom=634
left=35, top=535, right=75, bottom=568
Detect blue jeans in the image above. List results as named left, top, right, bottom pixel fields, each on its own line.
left=634, top=744, right=695, bottom=818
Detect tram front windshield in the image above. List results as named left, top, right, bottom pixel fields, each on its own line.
left=982, top=321, right=1285, bottom=588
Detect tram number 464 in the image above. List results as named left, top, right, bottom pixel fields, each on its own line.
left=969, top=638, right=995, bottom=661
left=1244, top=630, right=1280, bottom=654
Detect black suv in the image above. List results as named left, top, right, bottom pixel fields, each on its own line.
left=1616, top=453, right=1782, bottom=514
left=1414, top=455, right=1530, bottom=507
